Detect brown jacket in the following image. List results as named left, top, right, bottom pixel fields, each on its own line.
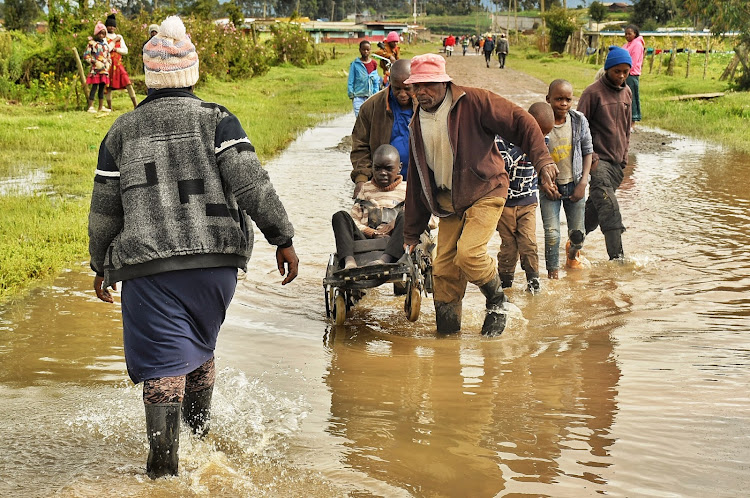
left=577, top=74, right=632, bottom=168
left=350, top=87, right=416, bottom=183
left=350, top=88, right=393, bottom=183
left=404, top=83, right=554, bottom=245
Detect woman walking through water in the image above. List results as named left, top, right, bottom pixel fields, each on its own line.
left=622, top=24, right=645, bottom=131
left=104, top=13, right=138, bottom=109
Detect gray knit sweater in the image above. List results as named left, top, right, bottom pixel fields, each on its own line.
left=89, top=88, right=294, bottom=287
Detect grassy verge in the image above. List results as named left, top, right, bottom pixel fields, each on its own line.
left=0, top=42, right=436, bottom=304
left=510, top=45, right=750, bottom=154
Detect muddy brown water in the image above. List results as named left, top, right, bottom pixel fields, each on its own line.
left=2, top=56, right=750, bottom=497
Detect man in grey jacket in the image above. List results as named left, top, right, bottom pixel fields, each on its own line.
left=89, top=16, right=299, bottom=479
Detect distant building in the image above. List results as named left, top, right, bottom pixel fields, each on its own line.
left=302, top=20, right=408, bottom=44
left=603, top=2, right=631, bottom=13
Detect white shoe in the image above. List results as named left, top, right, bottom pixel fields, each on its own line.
left=100, top=107, right=112, bottom=113
left=87, top=107, right=97, bottom=113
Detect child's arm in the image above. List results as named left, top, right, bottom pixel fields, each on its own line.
left=347, top=60, right=356, bottom=99
left=571, top=153, right=592, bottom=202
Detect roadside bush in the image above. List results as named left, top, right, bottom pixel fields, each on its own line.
left=268, top=22, right=315, bottom=66
left=543, top=7, right=578, bottom=53
left=0, top=10, right=325, bottom=107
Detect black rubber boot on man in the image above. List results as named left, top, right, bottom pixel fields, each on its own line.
left=434, top=300, right=462, bottom=335
left=182, top=386, right=213, bottom=437
left=478, top=275, right=507, bottom=337
left=499, top=272, right=514, bottom=289
left=603, top=229, right=625, bottom=260
left=145, top=403, right=180, bottom=479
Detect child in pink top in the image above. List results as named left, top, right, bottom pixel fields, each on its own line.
left=623, top=24, right=645, bottom=128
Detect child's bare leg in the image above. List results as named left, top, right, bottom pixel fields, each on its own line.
left=106, top=87, right=113, bottom=110
left=127, top=84, right=138, bottom=108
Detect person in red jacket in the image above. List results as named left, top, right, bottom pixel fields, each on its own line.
left=402, top=54, right=557, bottom=337
left=445, top=34, right=456, bottom=56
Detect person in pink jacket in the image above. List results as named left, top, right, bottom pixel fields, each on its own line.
left=623, top=24, right=645, bottom=130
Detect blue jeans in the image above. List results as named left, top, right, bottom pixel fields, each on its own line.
left=352, top=97, right=367, bottom=117
left=539, top=181, right=585, bottom=271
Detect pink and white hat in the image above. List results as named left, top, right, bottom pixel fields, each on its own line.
left=403, top=54, right=452, bottom=84
left=142, top=16, right=199, bottom=89
left=93, top=21, right=107, bottom=36
left=386, top=31, right=400, bottom=43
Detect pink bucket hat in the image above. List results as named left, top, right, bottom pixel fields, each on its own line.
left=93, top=21, right=107, bottom=36
left=386, top=31, right=400, bottom=43
left=403, top=54, right=452, bottom=85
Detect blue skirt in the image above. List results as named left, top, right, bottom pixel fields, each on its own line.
left=121, top=267, right=237, bottom=384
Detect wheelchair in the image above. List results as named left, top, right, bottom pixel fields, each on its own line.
left=323, top=232, right=434, bottom=326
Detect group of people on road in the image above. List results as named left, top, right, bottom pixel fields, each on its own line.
left=86, top=16, right=637, bottom=480
left=441, top=33, right=510, bottom=68
left=338, top=44, right=636, bottom=337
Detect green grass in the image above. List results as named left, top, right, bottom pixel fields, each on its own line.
left=510, top=45, right=750, bottom=154
left=0, top=43, right=435, bottom=304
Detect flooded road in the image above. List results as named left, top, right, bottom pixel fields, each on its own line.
left=2, top=88, right=750, bottom=496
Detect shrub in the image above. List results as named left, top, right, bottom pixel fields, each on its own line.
left=543, top=7, right=579, bottom=53
left=267, top=22, right=315, bottom=67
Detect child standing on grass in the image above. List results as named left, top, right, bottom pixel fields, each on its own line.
left=83, top=21, right=111, bottom=113
left=496, top=102, right=555, bottom=294
left=347, top=40, right=382, bottom=118
left=542, top=79, right=594, bottom=279
left=577, top=47, right=632, bottom=261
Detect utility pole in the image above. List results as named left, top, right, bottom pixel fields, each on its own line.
left=413, top=0, right=417, bottom=25
left=331, top=1, right=335, bottom=21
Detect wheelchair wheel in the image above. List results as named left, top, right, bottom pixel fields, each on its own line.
left=405, top=283, right=421, bottom=322
left=333, top=292, right=347, bottom=326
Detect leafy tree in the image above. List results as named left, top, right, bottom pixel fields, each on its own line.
left=543, top=6, right=577, bottom=52
left=631, top=0, right=677, bottom=27
left=588, top=1, right=607, bottom=23
left=4, top=0, right=40, bottom=31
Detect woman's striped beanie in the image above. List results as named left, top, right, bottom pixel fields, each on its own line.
left=143, top=16, right=199, bottom=89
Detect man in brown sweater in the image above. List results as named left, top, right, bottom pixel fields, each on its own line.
left=403, top=54, right=557, bottom=337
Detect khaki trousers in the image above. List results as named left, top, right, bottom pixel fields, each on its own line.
left=433, top=195, right=506, bottom=303
left=496, top=203, right=539, bottom=277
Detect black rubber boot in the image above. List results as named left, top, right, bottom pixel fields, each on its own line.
left=145, top=403, right=180, bottom=479
left=182, top=386, right=213, bottom=437
left=499, top=272, right=514, bottom=289
left=603, top=229, right=625, bottom=260
left=434, top=300, right=462, bottom=335
left=568, top=229, right=585, bottom=259
left=478, top=275, right=507, bottom=337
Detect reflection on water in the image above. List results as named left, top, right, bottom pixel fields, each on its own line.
left=2, top=115, right=750, bottom=497
left=0, top=168, right=51, bottom=196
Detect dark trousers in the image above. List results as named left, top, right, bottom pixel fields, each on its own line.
left=484, top=51, right=492, bottom=66
left=585, top=160, right=625, bottom=258
left=497, top=53, right=506, bottom=68
left=332, top=210, right=405, bottom=263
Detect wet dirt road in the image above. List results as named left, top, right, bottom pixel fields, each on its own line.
left=1, top=53, right=750, bottom=497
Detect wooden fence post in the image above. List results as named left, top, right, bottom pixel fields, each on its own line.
left=703, top=37, right=710, bottom=80
left=686, top=48, right=691, bottom=78
left=71, top=47, right=89, bottom=106
left=649, top=51, right=655, bottom=74
left=667, top=42, right=676, bottom=76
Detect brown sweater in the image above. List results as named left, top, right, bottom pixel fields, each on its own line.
left=404, top=82, right=554, bottom=245
left=577, top=74, right=632, bottom=168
